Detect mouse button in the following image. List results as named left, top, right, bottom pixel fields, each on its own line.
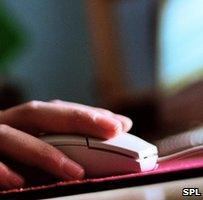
left=87, top=133, right=158, bottom=159
left=87, top=133, right=140, bottom=158
left=40, top=135, right=87, bottom=146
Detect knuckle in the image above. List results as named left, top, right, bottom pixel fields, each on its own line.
left=50, top=99, right=61, bottom=103
left=24, top=100, right=42, bottom=111
left=98, top=108, right=113, bottom=115
left=0, top=124, right=11, bottom=134
left=16, top=101, right=44, bottom=118
left=0, top=124, right=12, bottom=139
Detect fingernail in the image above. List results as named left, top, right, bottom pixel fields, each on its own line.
left=114, top=115, right=133, bottom=131
left=8, top=175, right=24, bottom=188
left=12, top=175, right=24, bottom=186
left=62, top=158, right=85, bottom=180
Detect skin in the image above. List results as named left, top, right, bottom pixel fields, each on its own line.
left=0, top=100, right=133, bottom=189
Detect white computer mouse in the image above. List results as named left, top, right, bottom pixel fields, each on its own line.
left=41, top=133, right=158, bottom=177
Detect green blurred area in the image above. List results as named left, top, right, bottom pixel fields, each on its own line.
left=0, top=3, right=25, bottom=73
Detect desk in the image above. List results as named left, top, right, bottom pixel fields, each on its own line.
left=45, top=177, right=203, bottom=200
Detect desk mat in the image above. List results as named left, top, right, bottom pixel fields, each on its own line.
left=0, top=156, right=203, bottom=200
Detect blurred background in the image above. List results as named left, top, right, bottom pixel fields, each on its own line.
left=0, top=0, right=202, bottom=140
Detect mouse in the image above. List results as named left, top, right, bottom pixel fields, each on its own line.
left=40, top=133, right=158, bottom=177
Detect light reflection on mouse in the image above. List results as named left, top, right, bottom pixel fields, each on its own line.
left=41, top=133, right=158, bottom=177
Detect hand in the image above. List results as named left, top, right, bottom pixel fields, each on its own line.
left=0, top=100, right=132, bottom=189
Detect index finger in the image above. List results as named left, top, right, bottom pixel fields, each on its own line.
left=51, top=100, right=133, bottom=132
left=0, top=101, right=122, bottom=139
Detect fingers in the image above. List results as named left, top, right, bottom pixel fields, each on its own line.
left=0, top=162, right=24, bottom=189
left=0, top=101, right=124, bottom=139
left=51, top=100, right=133, bottom=132
left=46, top=101, right=122, bottom=138
left=112, top=114, right=133, bottom=132
left=0, top=125, right=84, bottom=182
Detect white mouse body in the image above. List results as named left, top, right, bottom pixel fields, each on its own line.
left=41, top=133, right=158, bottom=177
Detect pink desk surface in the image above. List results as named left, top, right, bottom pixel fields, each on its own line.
left=1, top=156, right=203, bottom=199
